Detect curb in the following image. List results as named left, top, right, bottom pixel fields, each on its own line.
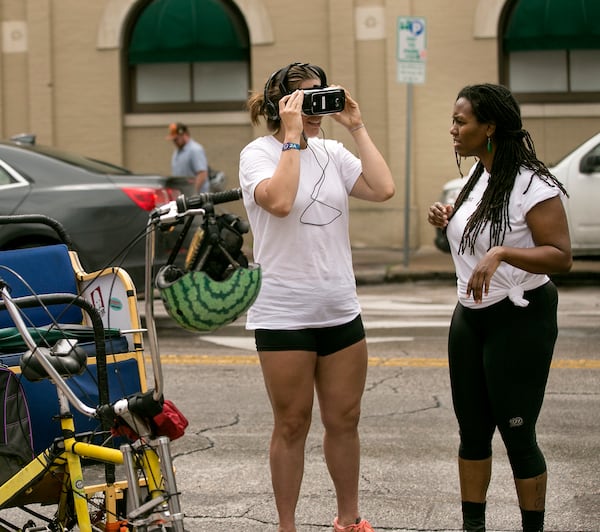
left=355, top=270, right=457, bottom=285
left=354, top=269, right=600, bottom=286
left=550, top=270, right=600, bottom=286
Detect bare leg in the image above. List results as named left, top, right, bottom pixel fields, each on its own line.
left=514, top=472, right=546, bottom=511
left=459, top=456, right=492, bottom=503
left=514, top=473, right=547, bottom=531
left=259, top=350, right=317, bottom=532
left=315, top=339, right=368, bottom=527
left=459, top=457, right=492, bottom=531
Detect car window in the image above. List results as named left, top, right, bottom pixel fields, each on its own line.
left=25, top=144, right=133, bottom=174
left=0, top=165, right=15, bottom=185
left=579, top=143, right=600, bottom=174
left=551, top=141, right=600, bottom=170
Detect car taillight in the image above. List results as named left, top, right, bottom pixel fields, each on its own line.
left=121, top=187, right=182, bottom=211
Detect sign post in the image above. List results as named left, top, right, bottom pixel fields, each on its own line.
left=397, top=17, right=426, bottom=266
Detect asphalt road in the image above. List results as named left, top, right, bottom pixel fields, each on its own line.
left=1, top=281, right=596, bottom=531
left=149, top=281, right=600, bottom=532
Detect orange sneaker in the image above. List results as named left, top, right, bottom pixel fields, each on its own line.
left=333, top=517, right=375, bottom=532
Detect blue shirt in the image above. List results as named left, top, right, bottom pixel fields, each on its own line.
left=171, top=139, right=209, bottom=193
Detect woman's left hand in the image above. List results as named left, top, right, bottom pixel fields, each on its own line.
left=330, top=87, right=363, bottom=132
left=467, top=247, right=503, bottom=303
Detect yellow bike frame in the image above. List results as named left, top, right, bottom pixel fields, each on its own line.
left=0, top=284, right=184, bottom=531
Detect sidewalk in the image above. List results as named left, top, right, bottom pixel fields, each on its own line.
left=351, top=245, right=600, bottom=285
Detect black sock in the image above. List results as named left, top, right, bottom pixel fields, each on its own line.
left=521, top=508, right=544, bottom=532
left=462, top=500, right=486, bottom=532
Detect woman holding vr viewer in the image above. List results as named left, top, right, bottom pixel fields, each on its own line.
left=239, top=62, right=394, bottom=532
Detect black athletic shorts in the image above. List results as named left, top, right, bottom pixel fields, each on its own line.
left=254, top=314, right=365, bottom=357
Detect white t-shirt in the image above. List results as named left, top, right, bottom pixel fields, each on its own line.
left=239, top=135, right=362, bottom=329
left=446, top=164, right=562, bottom=308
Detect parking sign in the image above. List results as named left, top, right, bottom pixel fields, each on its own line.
left=397, top=17, right=427, bottom=84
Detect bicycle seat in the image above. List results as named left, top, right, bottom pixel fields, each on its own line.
left=20, top=339, right=87, bottom=381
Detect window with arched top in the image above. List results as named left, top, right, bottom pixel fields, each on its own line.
left=500, top=0, right=600, bottom=103
left=125, top=0, right=250, bottom=113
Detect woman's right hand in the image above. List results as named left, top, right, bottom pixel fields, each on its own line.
left=278, top=90, right=304, bottom=139
left=428, top=202, right=452, bottom=228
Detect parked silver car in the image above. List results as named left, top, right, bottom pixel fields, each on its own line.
left=0, top=138, right=196, bottom=290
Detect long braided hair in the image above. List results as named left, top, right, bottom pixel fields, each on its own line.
left=450, top=84, right=568, bottom=255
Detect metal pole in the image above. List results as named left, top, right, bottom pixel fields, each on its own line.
left=403, top=83, right=413, bottom=267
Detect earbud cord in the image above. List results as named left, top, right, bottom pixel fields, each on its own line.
left=305, top=130, right=328, bottom=199
left=300, top=128, right=342, bottom=226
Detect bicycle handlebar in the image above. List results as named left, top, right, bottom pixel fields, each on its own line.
left=175, top=187, right=243, bottom=213
left=151, top=187, right=243, bottom=228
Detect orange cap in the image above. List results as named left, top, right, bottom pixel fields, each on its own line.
left=166, top=122, right=187, bottom=139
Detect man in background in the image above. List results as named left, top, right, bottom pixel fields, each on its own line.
left=166, top=122, right=209, bottom=193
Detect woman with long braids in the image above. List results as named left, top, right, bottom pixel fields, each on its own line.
left=428, top=83, right=572, bottom=532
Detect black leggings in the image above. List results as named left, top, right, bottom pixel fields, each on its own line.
left=448, top=281, right=558, bottom=479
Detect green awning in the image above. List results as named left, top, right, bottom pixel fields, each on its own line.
left=504, top=0, right=600, bottom=52
left=128, top=0, right=249, bottom=64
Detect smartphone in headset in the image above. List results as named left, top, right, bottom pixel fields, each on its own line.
left=302, top=88, right=345, bottom=115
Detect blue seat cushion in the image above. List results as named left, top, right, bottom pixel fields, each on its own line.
left=0, top=336, right=142, bottom=454
left=0, top=245, right=83, bottom=327
left=22, top=356, right=142, bottom=452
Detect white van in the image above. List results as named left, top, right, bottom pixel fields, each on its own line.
left=434, top=132, right=600, bottom=256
